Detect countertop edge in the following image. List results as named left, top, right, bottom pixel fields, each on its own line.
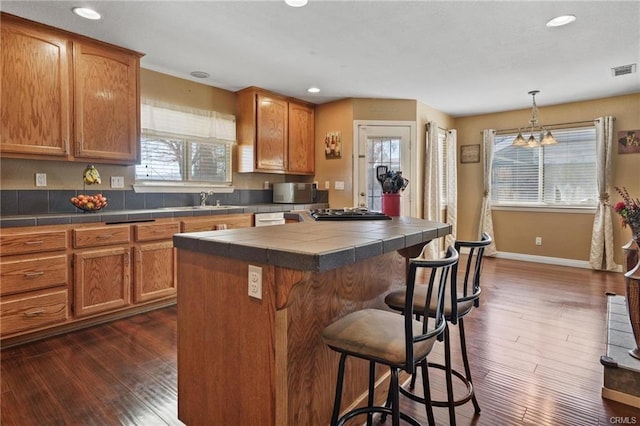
left=174, top=217, right=451, bottom=272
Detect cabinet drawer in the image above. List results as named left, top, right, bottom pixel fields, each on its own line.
left=0, top=230, right=67, bottom=256
left=181, top=214, right=253, bottom=232
left=135, top=222, right=180, bottom=242
left=1, top=255, right=68, bottom=296
left=1, top=289, right=68, bottom=335
left=73, top=225, right=130, bottom=248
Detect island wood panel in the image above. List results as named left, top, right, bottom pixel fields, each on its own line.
left=276, top=251, right=407, bottom=426
left=177, top=247, right=408, bottom=426
left=177, top=251, right=278, bottom=425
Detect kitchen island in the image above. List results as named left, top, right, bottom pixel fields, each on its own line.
left=174, top=216, right=450, bottom=425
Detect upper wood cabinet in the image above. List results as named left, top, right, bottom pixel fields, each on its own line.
left=0, top=13, right=142, bottom=164
left=287, top=102, right=315, bottom=174
left=1, top=16, right=72, bottom=158
left=236, top=87, right=315, bottom=175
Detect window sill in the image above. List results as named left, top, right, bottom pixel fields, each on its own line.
left=133, top=183, right=235, bottom=194
left=492, top=205, right=596, bottom=214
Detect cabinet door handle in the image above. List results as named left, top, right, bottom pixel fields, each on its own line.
left=24, top=310, right=45, bottom=317
left=24, top=271, right=45, bottom=278
left=24, top=240, right=44, bottom=245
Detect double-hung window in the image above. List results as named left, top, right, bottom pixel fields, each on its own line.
left=491, top=126, right=597, bottom=208
left=135, top=101, right=235, bottom=188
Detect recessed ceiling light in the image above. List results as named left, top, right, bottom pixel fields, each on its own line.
left=190, top=71, right=210, bottom=79
left=307, top=87, right=320, bottom=93
left=546, top=15, right=576, bottom=27
left=72, top=7, right=102, bottom=20
left=285, top=0, right=308, bottom=7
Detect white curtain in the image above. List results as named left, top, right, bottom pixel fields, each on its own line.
left=444, top=130, right=458, bottom=249
left=140, top=98, right=236, bottom=143
left=479, top=129, right=497, bottom=256
left=589, top=116, right=616, bottom=271
left=421, top=122, right=442, bottom=259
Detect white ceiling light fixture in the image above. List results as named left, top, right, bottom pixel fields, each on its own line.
left=546, top=15, right=576, bottom=27
left=307, top=87, right=320, bottom=93
left=72, top=7, right=102, bottom=20
left=512, top=90, right=558, bottom=148
left=285, top=0, right=308, bottom=7
left=190, top=71, right=210, bottom=79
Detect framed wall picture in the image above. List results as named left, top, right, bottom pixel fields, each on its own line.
left=324, top=131, right=342, bottom=159
left=460, top=144, right=480, bottom=163
left=618, top=129, right=640, bottom=154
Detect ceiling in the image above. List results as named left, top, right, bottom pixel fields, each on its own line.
left=2, top=1, right=639, bottom=117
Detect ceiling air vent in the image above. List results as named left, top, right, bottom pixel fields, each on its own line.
left=611, top=64, right=636, bottom=77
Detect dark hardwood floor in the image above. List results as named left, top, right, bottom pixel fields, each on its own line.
left=2, top=257, right=639, bottom=425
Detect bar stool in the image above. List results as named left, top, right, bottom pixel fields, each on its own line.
left=383, top=233, right=492, bottom=425
left=321, top=246, right=459, bottom=426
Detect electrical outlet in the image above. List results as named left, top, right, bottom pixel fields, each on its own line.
left=111, top=176, right=124, bottom=188
left=535, top=237, right=542, bottom=246
left=35, top=173, right=47, bottom=187
left=248, top=265, right=262, bottom=299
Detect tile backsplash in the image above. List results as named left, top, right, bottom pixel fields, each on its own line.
left=0, top=189, right=329, bottom=216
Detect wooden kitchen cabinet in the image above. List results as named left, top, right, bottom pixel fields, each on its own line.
left=134, top=242, right=176, bottom=303
left=73, top=40, right=140, bottom=162
left=0, top=16, right=71, bottom=158
left=74, top=247, right=130, bottom=317
left=1, top=289, right=68, bottom=336
left=180, top=213, right=253, bottom=232
left=287, top=102, right=315, bottom=174
left=72, top=225, right=131, bottom=317
left=0, top=13, right=142, bottom=164
left=1, top=213, right=255, bottom=345
left=256, top=94, right=288, bottom=171
left=236, top=87, right=315, bottom=175
left=133, top=222, right=179, bottom=303
left=0, top=228, right=70, bottom=338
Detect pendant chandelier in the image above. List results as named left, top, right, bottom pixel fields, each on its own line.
left=512, top=90, right=558, bottom=147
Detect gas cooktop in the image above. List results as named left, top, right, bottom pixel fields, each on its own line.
left=309, top=208, right=392, bottom=221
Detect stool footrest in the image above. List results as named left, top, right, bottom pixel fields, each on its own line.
left=427, top=362, right=476, bottom=409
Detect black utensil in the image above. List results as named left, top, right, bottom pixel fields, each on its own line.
left=376, top=166, right=388, bottom=189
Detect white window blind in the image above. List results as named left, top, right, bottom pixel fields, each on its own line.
left=135, top=102, right=235, bottom=184
left=491, top=126, right=597, bottom=207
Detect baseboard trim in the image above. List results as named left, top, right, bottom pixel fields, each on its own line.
left=458, top=249, right=623, bottom=272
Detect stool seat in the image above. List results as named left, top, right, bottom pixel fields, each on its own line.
left=322, top=309, right=438, bottom=367
left=385, top=284, right=475, bottom=320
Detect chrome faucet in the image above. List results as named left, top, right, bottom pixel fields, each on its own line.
left=199, top=190, right=214, bottom=207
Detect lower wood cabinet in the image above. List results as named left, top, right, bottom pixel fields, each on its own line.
left=134, top=241, right=176, bottom=303
left=1, top=212, right=252, bottom=345
left=73, top=247, right=130, bottom=317
left=0, top=289, right=68, bottom=335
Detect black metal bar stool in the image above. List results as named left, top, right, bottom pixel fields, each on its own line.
left=383, top=233, right=492, bottom=425
left=321, top=246, right=459, bottom=426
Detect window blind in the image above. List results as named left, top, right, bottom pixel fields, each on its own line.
left=491, top=126, right=597, bottom=206
left=136, top=102, right=235, bottom=184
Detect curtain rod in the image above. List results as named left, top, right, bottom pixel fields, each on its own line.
left=481, top=118, right=614, bottom=135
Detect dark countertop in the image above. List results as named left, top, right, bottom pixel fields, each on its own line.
left=173, top=215, right=451, bottom=272
left=0, top=203, right=328, bottom=228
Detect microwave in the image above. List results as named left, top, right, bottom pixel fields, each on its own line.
left=272, top=183, right=317, bottom=204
